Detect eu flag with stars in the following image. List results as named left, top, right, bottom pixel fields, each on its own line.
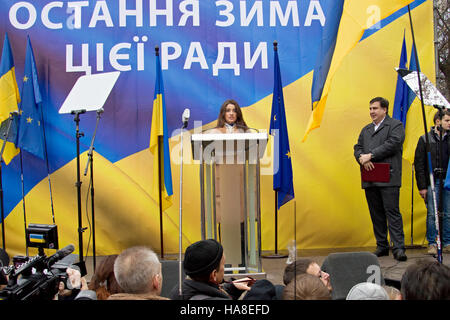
left=270, top=43, right=294, bottom=209
left=17, top=37, right=45, bottom=159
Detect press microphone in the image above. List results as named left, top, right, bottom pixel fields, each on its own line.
left=46, top=244, right=75, bottom=267
left=96, top=108, right=104, bottom=115
left=182, top=108, right=190, bottom=129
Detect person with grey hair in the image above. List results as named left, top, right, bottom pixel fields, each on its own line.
left=108, top=246, right=169, bottom=300
left=346, top=282, right=390, bottom=300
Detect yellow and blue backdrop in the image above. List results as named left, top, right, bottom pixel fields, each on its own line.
left=0, top=0, right=437, bottom=257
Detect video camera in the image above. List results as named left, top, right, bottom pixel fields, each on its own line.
left=0, top=244, right=81, bottom=300
left=0, top=224, right=86, bottom=300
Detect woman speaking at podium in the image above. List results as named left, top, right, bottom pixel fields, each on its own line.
left=211, top=99, right=249, bottom=133
left=207, top=99, right=255, bottom=272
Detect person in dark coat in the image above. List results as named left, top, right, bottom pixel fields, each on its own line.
left=414, top=110, right=450, bottom=254
left=169, top=239, right=251, bottom=300
left=354, top=97, right=407, bottom=261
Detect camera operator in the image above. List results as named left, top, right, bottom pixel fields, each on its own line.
left=0, top=244, right=96, bottom=300
left=56, top=267, right=94, bottom=300
left=0, top=249, right=11, bottom=291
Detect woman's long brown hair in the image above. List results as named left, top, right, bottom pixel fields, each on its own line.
left=216, top=99, right=248, bottom=129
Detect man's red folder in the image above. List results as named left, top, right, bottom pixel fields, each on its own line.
left=361, top=163, right=390, bottom=183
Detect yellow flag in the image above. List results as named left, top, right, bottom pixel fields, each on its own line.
left=303, top=0, right=414, bottom=142
left=0, top=33, right=20, bottom=164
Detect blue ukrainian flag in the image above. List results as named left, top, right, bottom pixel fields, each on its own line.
left=17, top=37, right=45, bottom=159
left=407, top=42, right=420, bottom=103
left=270, top=44, right=294, bottom=209
left=393, top=33, right=420, bottom=127
left=0, top=32, right=20, bottom=164
left=392, top=32, right=410, bottom=126
left=149, top=50, right=173, bottom=211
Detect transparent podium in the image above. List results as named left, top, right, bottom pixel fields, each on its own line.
left=191, top=132, right=268, bottom=276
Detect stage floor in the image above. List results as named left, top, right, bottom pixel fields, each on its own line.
left=260, top=246, right=450, bottom=286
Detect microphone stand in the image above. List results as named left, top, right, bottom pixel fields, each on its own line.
left=83, top=108, right=103, bottom=273
left=407, top=4, right=442, bottom=263
left=434, top=105, right=445, bottom=261
left=71, top=109, right=87, bottom=274
left=178, top=118, right=188, bottom=297
left=0, top=113, right=14, bottom=250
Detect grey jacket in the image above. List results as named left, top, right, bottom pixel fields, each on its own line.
left=354, top=115, right=405, bottom=188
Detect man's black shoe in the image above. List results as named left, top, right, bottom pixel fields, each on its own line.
left=373, top=248, right=389, bottom=257
left=393, top=250, right=407, bottom=262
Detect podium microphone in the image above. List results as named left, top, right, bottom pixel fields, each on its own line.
left=179, top=107, right=190, bottom=296
left=182, top=108, right=190, bottom=129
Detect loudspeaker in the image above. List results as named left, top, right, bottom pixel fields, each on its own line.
left=160, top=260, right=185, bottom=298
left=321, top=251, right=384, bottom=300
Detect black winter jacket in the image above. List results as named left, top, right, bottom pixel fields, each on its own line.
left=168, top=278, right=244, bottom=300
left=414, top=127, right=450, bottom=190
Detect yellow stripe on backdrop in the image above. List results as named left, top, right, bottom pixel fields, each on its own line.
left=6, top=150, right=183, bottom=257
left=5, top=1, right=434, bottom=257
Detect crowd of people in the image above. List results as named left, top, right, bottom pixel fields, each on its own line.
left=44, top=239, right=449, bottom=301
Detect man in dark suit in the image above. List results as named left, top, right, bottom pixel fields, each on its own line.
left=354, top=97, right=407, bottom=261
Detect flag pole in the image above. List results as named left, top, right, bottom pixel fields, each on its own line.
left=19, top=148, right=28, bottom=256
left=275, top=192, right=279, bottom=254
left=407, top=5, right=442, bottom=263
left=294, top=200, right=297, bottom=299
left=0, top=155, right=5, bottom=251
left=262, top=191, right=287, bottom=258
left=0, top=113, right=15, bottom=250
left=155, top=46, right=165, bottom=259
left=263, top=41, right=288, bottom=259
left=411, top=164, right=414, bottom=246
left=39, top=102, right=55, bottom=224
left=159, top=136, right=164, bottom=259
